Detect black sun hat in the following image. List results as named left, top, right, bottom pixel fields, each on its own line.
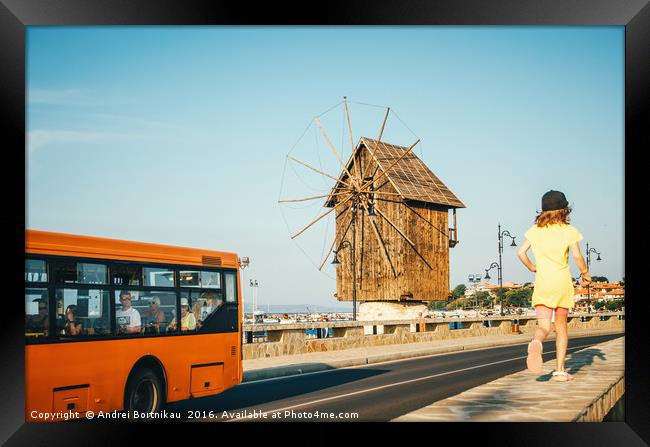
left=541, top=190, right=569, bottom=211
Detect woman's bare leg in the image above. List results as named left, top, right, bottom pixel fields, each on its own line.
left=533, top=305, right=553, bottom=342
left=554, top=313, right=569, bottom=371
left=535, top=318, right=551, bottom=343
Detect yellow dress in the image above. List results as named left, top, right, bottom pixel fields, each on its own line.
left=524, top=223, right=583, bottom=309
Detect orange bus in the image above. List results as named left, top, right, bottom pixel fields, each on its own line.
left=25, top=229, right=243, bottom=421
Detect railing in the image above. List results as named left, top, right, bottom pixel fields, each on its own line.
left=241, top=312, right=624, bottom=360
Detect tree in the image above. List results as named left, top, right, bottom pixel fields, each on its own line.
left=591, top=276, right=608, bottom=283
left=594, top=301, right=606, bottom=310
left=605, top=299, right=624, bottom=311
left=473, top=291, right=492, bottom=308
left=428, top=301, right=446, bottom=311
left=452, top=284, right=467, bottom=299
left=505, top=288, right=533, bottom=307
left=495, top=287, right=507, bottom=300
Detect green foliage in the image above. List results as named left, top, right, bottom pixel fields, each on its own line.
left=504, top=288, right=533, bottom=307
left=452, top=284, right=467, bottom=299
left=472, top=291, right=493, bottom=307
left=605, top=299, right=624, bottom=311
left=594, top=301, right=606, bottom=310
left=591, top=276, right=609, bottom=283
left=427, top=301, right=447, bottom=311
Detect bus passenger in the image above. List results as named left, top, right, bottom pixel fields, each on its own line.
left=26, top=298, right=49, bottom=335
left=142, top=297, right=165, bottom=330
left=168, top=298, right=196, bottom=332
left=116, top=291, right=141, bottom=334
left=63, top=304, right=83, bottom=336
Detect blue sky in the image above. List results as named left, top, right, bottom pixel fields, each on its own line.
left=26, top=26, right=624, bottom=309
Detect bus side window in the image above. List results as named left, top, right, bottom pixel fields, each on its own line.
left=140, top=291, right=177, bottom=334
left=192, top=291, right=224, bottom=327
left=55, top=289, right=110, bottom=338
left=25, top=289, right=49, bottom=337
left=175, top=293, right=198, bottom=333
left=224, top=272, right=236, bottom=303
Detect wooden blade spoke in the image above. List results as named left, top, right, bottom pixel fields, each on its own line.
left=361, top=141, right=378, bottom=182
left=336, top=202, right=352, bottom=219
left=287, top=155, right=354, bottom=190
left=359, top=201, right=365, bottom=290
left=344, top=98, right=363, bottom=189
left=365, top=190, right=405, bottom=197
left=290, top=193, right=354, bottom=239
left=360, top=138, right=420, bottom=191
left=360, top=108, right=390, bottom=180
left=374, top=204, right=433, bottom=271
left=350, top=150, right=365, bottom=188
left=344, top=97, right=355, bottom=156
left=377, top=107, right=390, bottom=143
left=372, top=177, right=389, bottom=191
left=278, top=191, right=351, bottom=203
left=402, top=202, right=448, bottom=238
left=373, top=205, right=415, bottom=247
left=319, top=207, right=353, bottom=271
left=374, top=197, right=403, bottom=205
left=360, top=200, right=397, bottom=278
left=314, top=118, right=359, bottom=188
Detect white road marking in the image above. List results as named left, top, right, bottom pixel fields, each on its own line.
left=225, top=342, right=595, bottom=421
left=239, top=336, right=608, bottom=385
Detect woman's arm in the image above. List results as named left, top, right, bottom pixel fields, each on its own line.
left=517, top=239, right=537, bottom=272
left=570, top=242, right=592, bottom=285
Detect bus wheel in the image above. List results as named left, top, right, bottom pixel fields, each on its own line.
left=125, top=368, right=163, bottom=416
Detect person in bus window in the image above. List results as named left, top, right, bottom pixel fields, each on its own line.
left=26, top=298, right=49, bottom=335
left=168, top=298, right=196, bottom=332
left=62, top=304, right=83, bottom=336
left=196, top=292, right=224, bottom=325
left=142, top=297, right=165, bottom=330
left=116, top=291, right=141, bottom=334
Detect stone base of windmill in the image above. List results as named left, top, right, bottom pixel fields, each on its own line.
left=357, top=301, right=430, bottom=321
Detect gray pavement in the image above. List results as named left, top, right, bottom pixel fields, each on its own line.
left=392, top=336, right=624, bottom=422
left=243, top=327, right=623, bottom=382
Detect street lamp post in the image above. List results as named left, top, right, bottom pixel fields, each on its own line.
left=585, top=243, right=602, bottom=311
left=249, top=279, right=259, bottom=322
left=484, top=262, right=500, bottom=312
left=332, top=201, right=360, bottom=321
left=238, top=256, right=249, bottom=320
left=495, top=224, right=517, bottom=316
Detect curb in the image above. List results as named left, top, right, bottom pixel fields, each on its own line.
left=242, top=329, right=623, bottom=383
left=392, top=337, right=625, bottom=422
left=574, top=376, right=625, bottom=422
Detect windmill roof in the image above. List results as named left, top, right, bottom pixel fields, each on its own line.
left=326, top=137, right=465, bottom=208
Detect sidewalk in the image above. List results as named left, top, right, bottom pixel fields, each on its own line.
left=242, top=327, right=623, bottom=382
left=392, top=336, right=624, bottom=422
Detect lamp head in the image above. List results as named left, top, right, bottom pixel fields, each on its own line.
left=331, top=251, right=340, bottom=265
left=367, top=202, right=377, bottom=218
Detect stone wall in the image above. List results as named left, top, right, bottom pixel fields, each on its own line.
left=242, top=312, right=624, bottom=360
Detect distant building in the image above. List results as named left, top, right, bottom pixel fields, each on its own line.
left=574, top=281, right=624, bottom=303
left=465, top=281, right=523, bottom=298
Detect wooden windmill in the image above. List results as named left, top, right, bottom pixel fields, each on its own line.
left=279, top=99, right=465, bottom=319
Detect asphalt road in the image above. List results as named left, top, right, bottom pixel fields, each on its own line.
left=167, top=333, right=623, bottom=422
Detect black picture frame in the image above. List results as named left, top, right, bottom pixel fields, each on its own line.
left=2, top=0, right=646, bottom=444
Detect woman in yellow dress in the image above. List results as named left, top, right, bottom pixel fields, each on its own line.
left=517, top=190, right=592, bottom=382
